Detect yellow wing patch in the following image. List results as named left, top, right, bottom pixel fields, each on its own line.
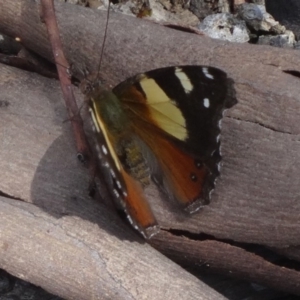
left=175, top=67, right=193, bottom=93
left=139, top=75, right=188, bottom=141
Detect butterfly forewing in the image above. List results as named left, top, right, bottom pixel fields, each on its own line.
left=113, top=65, right=237, bottom=212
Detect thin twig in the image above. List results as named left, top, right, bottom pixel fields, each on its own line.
left=40, top=0, right=91, bottom=159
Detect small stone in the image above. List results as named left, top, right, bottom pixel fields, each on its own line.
left=198, top=13, right=249, bottom=43
left=237, top=3, right=285, bottom=34
left=258, top=30, right=296, bottom=48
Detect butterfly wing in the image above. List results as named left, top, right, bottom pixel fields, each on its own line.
left=88, top=95, right=159, bottom=238
left=113, top=65, right=237, bottom=211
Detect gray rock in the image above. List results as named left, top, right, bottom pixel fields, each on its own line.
left=238, top=3, right=285, bottom=34
left=198, top=13, right=249, bottom=43
left=189, top=0, right=230, bottom=21
left=258, top=30, right=295, bottom=48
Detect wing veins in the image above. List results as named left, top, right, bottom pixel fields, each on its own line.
left=123, top=98, right=186, bottom=129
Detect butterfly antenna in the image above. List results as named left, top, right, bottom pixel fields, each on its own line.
left=97, top=0, right=111, bottom=77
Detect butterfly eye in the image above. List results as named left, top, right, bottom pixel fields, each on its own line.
left=79, top=80, right=90, bottom=95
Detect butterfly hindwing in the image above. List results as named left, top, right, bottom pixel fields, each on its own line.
left=88, top=94, right=159, bottom=238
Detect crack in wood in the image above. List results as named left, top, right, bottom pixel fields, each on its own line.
left=227, top=116, right=296, bottom=135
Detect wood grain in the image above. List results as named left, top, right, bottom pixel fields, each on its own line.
left=0, top=0, right=300, bottom=297
left=0, top=196, right=225, bottom=300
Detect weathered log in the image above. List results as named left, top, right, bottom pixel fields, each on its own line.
left=0, top=0, right=300, bottom=297
left=0, top=195, right=224, bottom=300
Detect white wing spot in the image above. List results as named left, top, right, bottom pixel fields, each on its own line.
left=113, top=189, right=120, bottom=198
left=126, top=213, right=133, bottom=225
left=202, top=67, right=214, bottom=80
left=102, top=145, right=108, bottom=155
left=175, top=67, right=193, bottom=93
left=203, top=98, right=210, bottom=108
left=116, top=180, right=122, bottom=189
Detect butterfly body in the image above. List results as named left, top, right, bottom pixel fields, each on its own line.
left=81, top=65, right=237, bottom=238
left=82, top=76, right=151, bottom=185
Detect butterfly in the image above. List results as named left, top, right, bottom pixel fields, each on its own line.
left=80, top=65, right=237, bottom=238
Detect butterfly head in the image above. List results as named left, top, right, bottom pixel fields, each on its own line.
left=80, top=73, right=107, bottom=99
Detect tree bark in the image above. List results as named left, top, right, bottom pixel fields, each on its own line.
left=0, top=0, right=300, bottom=297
